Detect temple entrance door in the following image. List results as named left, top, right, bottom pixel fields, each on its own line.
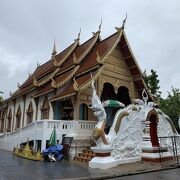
left=149, top=114, right=159, bottom=147
left=100, top=82, right=116, bottom=133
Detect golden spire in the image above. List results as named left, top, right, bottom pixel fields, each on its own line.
left=92, top=19, right=102, bottom=35
left=122, top=13, right=127, bottom=30
left=115, top=13, right=127, bottom=32
left=74, top=28, right=81, bottom=43
left=9, top=91, right=12, bottom=96
left=52, top=39, right=57, bottom=57
left=98, top=18, right=102, bottom=32
left=17, top=82, right=20, bottom=88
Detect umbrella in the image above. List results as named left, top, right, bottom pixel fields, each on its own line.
left=48, top=126, right=57, bottom=146
left=103, top=100, right=125, bottom=108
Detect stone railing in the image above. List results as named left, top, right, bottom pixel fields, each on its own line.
left=0, top=119, right=96, bottom=151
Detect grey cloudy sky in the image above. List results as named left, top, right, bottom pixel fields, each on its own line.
left=0, top=0, right=180, bottom=99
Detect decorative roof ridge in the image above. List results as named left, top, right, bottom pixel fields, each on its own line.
left=33, top=68, right=60, bottom=87
left=51, top=65, right=80, bottom=88
left=73, top=66, right=103, bottom=92
left=95, top=28, right=123, bottom=64
left=76, top=64, right=100, bottom=77
left=73, top=31, right=100, bottom=65
left=121, top=31, right=155, bottom=102
left=56, top=40, right=79, bottom=67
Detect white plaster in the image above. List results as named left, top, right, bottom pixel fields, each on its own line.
left=89, top=156, right=118, bottom=170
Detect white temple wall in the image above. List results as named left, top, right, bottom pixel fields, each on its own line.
left=24, top=92, right=36, bottom=126
left=37, top=92, right=54, bottom=120
left=14, top=96, right=24, bottom=129
left=37, top=96, right=44, bottom=120
left=47, top=92, right=54, bottom=119
left=7, top=101, right=14, bottom=132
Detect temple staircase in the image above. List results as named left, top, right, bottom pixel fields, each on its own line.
left=74, top=148, right=95, bottom=163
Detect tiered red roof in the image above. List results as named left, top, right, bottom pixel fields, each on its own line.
left=7, top=26, right=152, bottom=102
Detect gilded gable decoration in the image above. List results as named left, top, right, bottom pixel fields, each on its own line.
left=51, top=77, right=57, bottom=88
left=73, top=77, right=79, bottom=91
left=33, top=76, right=38, bottom=86
left=96, top=51, right=102, bottom=64
left=73, top=53, right=79, bottom=64
left=51, top=65, right=80, bottom=89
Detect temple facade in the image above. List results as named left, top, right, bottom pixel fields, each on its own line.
left=0, top=24, right=151, bottom=152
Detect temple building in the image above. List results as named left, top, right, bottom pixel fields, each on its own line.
left=0, top=23, right=152, bottom=154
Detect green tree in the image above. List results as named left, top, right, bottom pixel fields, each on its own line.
left=0, top=91, right=3, bottom=103
left=160, top=87, right=180, bottom=132
left=144, top=69, right=161, bottom=100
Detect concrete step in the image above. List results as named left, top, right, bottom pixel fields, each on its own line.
left=74, top=149, right=95, bottom=164
left=78, top=152, right=95, bottom=159
left=74, top=156, right=91, bottom=163
left=83, top=149, right=95, bottom=155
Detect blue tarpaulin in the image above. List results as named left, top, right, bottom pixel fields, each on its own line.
left=43, top=144, right=63, bottom=160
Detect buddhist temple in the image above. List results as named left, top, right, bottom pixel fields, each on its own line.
left=1, top=22, right=179, bottom=166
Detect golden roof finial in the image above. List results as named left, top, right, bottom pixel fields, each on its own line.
left=28, top=72, right=31, bottom=77
left=92, top=19, right=103, bottom=36
left=9, top=91, right=12, bottom=96
left=98, top=18, right=102, bottom=32
left=75, top=28, right=81, bottom=43
left=37, top=61, right=40, bottom=67
left=52, top=39, right=57, bottom=56
left=122, top=13, right=127, bottom=30
left=115, top=13, right=128, bottom=32
left=17, top=82, right=20, bottom=88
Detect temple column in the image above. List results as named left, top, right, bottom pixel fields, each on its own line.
left=72, top=95, right=79, bottom=120
left=22, top=95, right=26, bottom=128
left=12, top=99, right=16, bottom=132
left=34, top=97, right=39, bottom=121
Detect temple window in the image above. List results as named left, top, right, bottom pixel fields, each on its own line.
left=26, top=101, right=33, bottom=124
left=79, top=103, right=88, bottom=120
left=61, top=100, right=73, bottom=120
left=0, top=111, right=4, bottom=132
left=100, top=82, right=116, bottom=101
left=16, top=105, right=21, bottom=129
left=41, top=97, right=49, bottom=120
left=117, top=86, right=131, bottom=106
left=7, top=109, right=12, bottom=132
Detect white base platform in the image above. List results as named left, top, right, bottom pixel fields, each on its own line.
left=117, top=157, right=141, bottom=165
left=89, top=156, right=118, bottom=170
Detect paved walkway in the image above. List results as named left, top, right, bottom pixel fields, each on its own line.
left=0, top=149, right=179, bottom=180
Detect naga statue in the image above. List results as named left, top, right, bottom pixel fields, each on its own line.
left=89, top=79, right=180, bottom=162
left=89, top=80, right=125, bottom=147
